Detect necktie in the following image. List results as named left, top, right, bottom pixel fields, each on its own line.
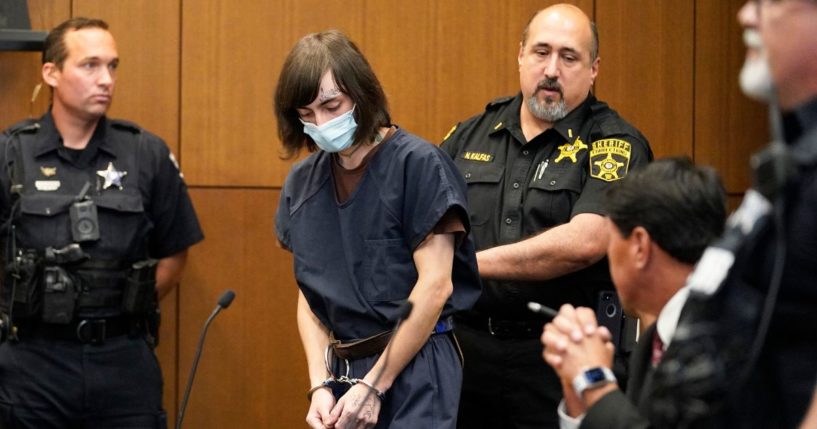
left=651, top=330, right=664, bottom=367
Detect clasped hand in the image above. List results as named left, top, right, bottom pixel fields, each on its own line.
left=542, top=304, right=615, bottom=388
left=306, top=382, right=381, bottom=429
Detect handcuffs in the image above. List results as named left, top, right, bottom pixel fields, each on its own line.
left=305, top=344, right=385, bottom=402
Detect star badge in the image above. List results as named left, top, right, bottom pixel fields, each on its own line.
left=97, top=162, right=127, bottom=190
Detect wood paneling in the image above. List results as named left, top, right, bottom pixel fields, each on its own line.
left=180, top=188, right=305, bottom=428
left=73, top=0, right=181, bottom=155
left=694, top=0, right=768, bottom=193
left=73, top=1, right=183, bottom=420
left=0, top=1, right=770, bottom=427
left=595, top=0, right=695, bottom=159
left=361, top=0, right=434, bottom=140
left=181, top=0, right=364, bottom=188
left=426, top=0, right=592, bottom=143
left=0, top=0, right=70, bottom=129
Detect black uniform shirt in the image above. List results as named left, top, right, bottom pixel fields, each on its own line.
left=0, top=112, right=203, bottom=266
left=441, top=93, right=652, bottom=317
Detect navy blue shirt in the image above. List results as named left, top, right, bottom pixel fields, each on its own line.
left=276, top=129, right=481, bottom=340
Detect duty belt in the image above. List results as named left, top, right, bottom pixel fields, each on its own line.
left=456, top=312, right=544, bottom=339
left=13, top=316, right=135, bottom=344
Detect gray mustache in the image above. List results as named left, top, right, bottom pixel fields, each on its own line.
left=537, top=79, right=563, bottom=95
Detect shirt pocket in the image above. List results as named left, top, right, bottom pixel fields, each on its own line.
left=526, top=165, right=583, bottom=225
left=454, top=160, right=504, bottom=226
left=17, top=193, right=75, bottom=248
left=362, top=238, right=417, bottom=302
left=91, top=193, right=152, bottom=256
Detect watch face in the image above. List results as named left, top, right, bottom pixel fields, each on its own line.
left=585, top=368, right=607, bottom=383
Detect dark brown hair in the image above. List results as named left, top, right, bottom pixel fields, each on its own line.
left=274, top=30, right=391, bottom=159
left=605, top=157, right=726, bottom=264
left=43, top=17, right=109, bottom=68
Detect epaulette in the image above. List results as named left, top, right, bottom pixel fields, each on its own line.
left=110, top=119, right=142, bottom=134
left=3, top=119, right=40, bottom=137
left=485, top=95, right=515, bottom=110
left=589, top=102, right=629, bottom=137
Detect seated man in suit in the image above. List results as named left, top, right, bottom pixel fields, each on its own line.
left=540, top=157, right=726, bottom=428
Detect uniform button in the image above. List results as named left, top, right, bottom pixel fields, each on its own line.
left=512, top=182, right=520, bottom=189
left=465, top=172, right=471, bottom=179
left=522, top=150, right=529, bottom=156
left=505, top=218, right=512, bottom=225
left=550, top=180, right=557, bottom=186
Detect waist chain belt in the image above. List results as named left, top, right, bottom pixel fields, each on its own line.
left=329, top=316, right=454, bottom=361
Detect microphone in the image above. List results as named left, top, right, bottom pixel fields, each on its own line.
left=176, top=289, right=236, bottom=429
left=352, top=300, right=413, bottom=419
left=396, top=300, right=413, bottom=321
left=217, top=290, right=236, bottom=309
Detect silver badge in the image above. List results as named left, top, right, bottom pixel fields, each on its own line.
left=97, top=162, right=127, bottom=190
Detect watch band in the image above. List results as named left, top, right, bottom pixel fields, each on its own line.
left=572, top=366, right=617, bottom=397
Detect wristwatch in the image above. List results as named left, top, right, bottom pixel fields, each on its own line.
left=572, top=367, right=617, bottom=397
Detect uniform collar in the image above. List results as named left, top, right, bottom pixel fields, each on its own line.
left=32, top=111, right=116, bottom=162
left=490, top=92, right=595, bottom=143
left=551, top=93, right=594, bottom=142
left=782, top=96, right=817, bottom=143
left=488, top=93, right=526, bottom=144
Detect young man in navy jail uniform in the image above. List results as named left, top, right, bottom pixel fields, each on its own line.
left=274, top=30, right=481, bottom=429
left=441, top=4, right=652, bottom=428
left=0, top=17, right=203, bottom=428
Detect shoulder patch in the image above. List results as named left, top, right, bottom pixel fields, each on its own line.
left=589, top=138, right=631, bottom=182
left=485, top=95, right=515, bottom=109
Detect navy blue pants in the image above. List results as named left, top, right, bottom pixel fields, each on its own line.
left=0, top=335, right=166, bottom=429
left=331, top=333, right=462, bottom=428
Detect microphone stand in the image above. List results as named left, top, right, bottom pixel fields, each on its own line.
left=176, top=290, right=236, bottom=429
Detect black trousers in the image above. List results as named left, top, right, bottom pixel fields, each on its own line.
left=0, top=335, right=166, bottom=429
left=455, top=323, right=561, bottom=429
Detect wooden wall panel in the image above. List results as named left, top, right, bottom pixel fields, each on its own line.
left=595, top=0, right=695, bottom=159
left=180, top=188, right=304, bottom=428
left=73, top=0, right=181, bottom=155
left=0, top=1, right=766, bottom=427
left=694, top=0, right=768, bottom=193
left=426, top=0, right=593, bottom=143
left=0, top=0, right=70, bottom=129
left=181, top=0, right=364, bottom=188
left=361, top=0, right=433, bottom=140
left=73, top=1, right=183, bottom=420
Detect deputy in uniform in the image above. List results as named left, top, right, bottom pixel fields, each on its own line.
left=0, top=18, right=203, bottom=428
left=441, top=4, right=652, bottom=428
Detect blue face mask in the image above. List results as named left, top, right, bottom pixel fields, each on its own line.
left=300, top=106, right=357, bottom=153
